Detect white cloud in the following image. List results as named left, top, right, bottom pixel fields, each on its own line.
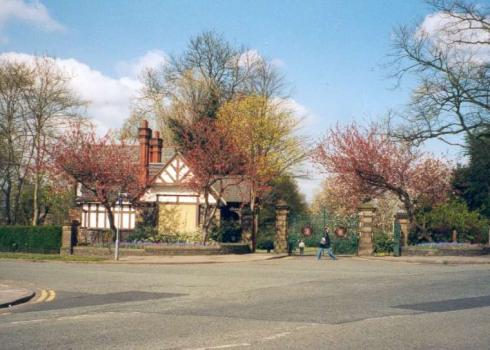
left=419, top=11, right=490, bottom=63
left=238, top=49, right=286, bottom=69
left=0, top=0, right=63, bottom=43
left=270, top=58, right=286, bottom=68
left=277, top=97, right=309, bottom=117
left=238, top=49, right=263, bottom=67
left=115, top=49, right=167, bottom=79
left=297, top=167, right=323, bottom=203
left=0, top=51, right=170, bottom=133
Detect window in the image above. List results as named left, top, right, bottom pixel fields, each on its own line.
left=80, top=203, right=135, bottom=230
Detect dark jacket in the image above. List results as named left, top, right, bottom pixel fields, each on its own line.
left=319, top=232, right=331, bottom=248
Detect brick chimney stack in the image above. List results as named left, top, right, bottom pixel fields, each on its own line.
left=149, top=130, right=163, bottom=163
left=138, top=120, right=151, bottom=184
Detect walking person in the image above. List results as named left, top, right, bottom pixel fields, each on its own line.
left=298, top=239, right=305, bottom=256
left=317, top=227, right=336, bottom=260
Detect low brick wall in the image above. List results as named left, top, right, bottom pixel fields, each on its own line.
left=72, top=243, right=251, bottom=257
left=73, top=246, right=146, bottom=257
left=402, top=245, right=490, bottom=257
left=220, top=243, right=251, bottom=255
left=144, top=246, right=222, bottom=255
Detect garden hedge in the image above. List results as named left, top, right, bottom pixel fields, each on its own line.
left=0, top=225, right=62, bottom=253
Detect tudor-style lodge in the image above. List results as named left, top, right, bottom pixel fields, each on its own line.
left=76, top=120, right=249, bottom=242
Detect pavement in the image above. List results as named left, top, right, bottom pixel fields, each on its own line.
left=114, top=253, right=288, bottom=264
left=356, top=255, right=490, bottom=265
left=0, top=284, right=35, bottom=308
left=1, top=257, right=489, bottom=349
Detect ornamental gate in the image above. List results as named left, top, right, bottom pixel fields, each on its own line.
left=288, top=212, right=359, bottom=255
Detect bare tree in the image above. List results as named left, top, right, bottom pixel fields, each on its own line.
left=0, top=61, right=33, bottom=224
left=390, top=0, right=490, bottom=147
left=24, top=57, right=85, bottom=225
left=136, top=31, right=285, bottom=144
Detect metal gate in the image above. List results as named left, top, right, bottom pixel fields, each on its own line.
left=288, top=211, right=359, bottom=255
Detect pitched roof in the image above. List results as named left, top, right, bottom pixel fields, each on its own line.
left=148, top=147, right=177, bottom=178
left=214, top=177, right=251, bottom=203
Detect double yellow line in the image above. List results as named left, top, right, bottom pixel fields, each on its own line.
left=32, top=289, right=56, bottom=303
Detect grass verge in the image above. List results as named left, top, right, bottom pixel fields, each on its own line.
left=0, top=252, right=107, bottom=262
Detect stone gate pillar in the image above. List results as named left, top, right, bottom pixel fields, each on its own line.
left=358, top=202, right=376, bottom=256
left=241, top=207, right=253, bottom=245
left=60, top=225, right=73, bottom=256
left=275, top=200, right=289, bottom=254
left=395, top=211, right=410, bottom=247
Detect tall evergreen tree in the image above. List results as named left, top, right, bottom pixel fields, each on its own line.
left=453, top=132, right=490, bottom=218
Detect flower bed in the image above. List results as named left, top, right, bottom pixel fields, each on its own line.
left=402, top=243, right=490, bottom=256
left=72, top=242, right=250, bottom=257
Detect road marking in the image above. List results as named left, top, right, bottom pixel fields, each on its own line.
left=10, top=318, right=49, bottom=325
left=263, top=332, right=291, bottom=341
left=45, top=290, right=56, bottom=302
left=186, top=343, right=251, bottom=350
left=32, top=289, right=48, bottom=303
left=31, top=289, right=56, bottom=303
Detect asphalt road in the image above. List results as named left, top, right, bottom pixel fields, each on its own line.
left=1, top=257, right=490, bottom=349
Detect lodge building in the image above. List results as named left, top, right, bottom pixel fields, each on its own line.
left=76, top=120, right=249, bottom=242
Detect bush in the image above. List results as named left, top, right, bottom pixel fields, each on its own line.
left=373, top=231, right=394, bottom=254
left=210, top=221, right=242, bottom=243
left=332, top=233, right=359, bottom=255
left=257, top=238, right=274, bottom=252
left=126, top=225, right=155, bottom=242
left=417, top=199, right=489, bottom=243
left=0, top=225, right=62, bottom=253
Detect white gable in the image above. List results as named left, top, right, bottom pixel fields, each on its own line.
left=139, top=154, right=218, bottom=205
left=153, top=155, right=192, bottom=185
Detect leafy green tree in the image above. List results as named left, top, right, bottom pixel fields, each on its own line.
left=217, top=96, right=305, bottom=250
left=260, top=175, right=308, bottom=223
left=453, top=133, right=490, bottom=218
left=258, top=175, right=308, bottom=249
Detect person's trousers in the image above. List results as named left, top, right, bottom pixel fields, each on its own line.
left=317, top=247, right=336, bottom=260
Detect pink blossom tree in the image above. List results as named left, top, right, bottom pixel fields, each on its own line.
left=312, top=123, right=452, bottom=231
left=180, top=118, right=246, bottom=242
left=51, top=123, right=145, bottom=240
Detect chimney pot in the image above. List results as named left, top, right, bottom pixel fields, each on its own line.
left=149, top=129, right=163, bottom=163
left=138, top=120, right=151, bottom=185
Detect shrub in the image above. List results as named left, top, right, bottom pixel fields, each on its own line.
left=210, top=221, right=242, bottom=243
left=257, top=238, right=274, bottom=252
left=417, top=199, right=489, bottom=243
left=373, top=231, right=394, bottom=254
left=126, top=226, right=155, bottom=242
left=332, top=233, right=358, bottom=255
left=0, top=226, right=62, bottom=253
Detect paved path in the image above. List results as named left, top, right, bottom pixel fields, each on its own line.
left=357, top=255, right=490, bottom=265
left=0, top=284, right=35, bottom=308
left=114, top=253, right=287, bottom=264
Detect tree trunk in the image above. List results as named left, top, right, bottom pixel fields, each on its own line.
left=252, top=210, right=259, bottom=252
left=202, top=189, right=210, bottom=243
left=3, top=181, right=12, bottom=224
left=104, top=204, right=117, bottom=242
left=32, top=173, right=39, bottom=226
left=249, top=187, right=258, bottom=252
left=400, top=193, right=431, bottom=242
left=31, top=133, right=41, bottom=226
left=13, top=174, right=26, bottom=225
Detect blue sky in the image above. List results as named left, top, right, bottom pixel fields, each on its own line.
left=1, top=0, right=448, bottom=200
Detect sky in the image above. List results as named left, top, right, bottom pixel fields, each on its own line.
left=0, top=0, right=456, bottom=201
